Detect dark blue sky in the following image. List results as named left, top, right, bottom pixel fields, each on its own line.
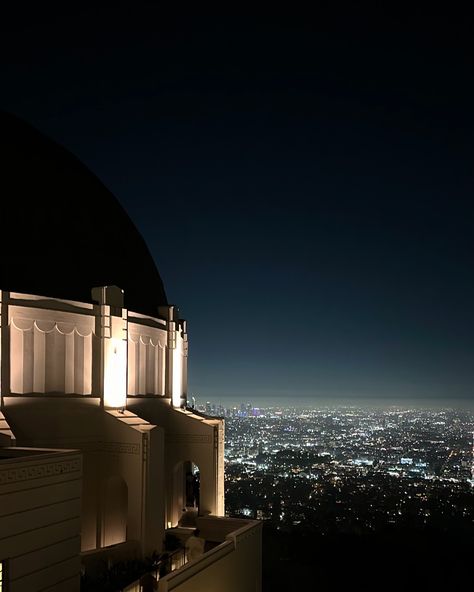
left=1, top=7, right=473, bottom=400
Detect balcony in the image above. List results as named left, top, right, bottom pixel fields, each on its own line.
left=124, top=516, right=262, bottom=592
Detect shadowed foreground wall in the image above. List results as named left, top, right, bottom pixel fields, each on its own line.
left=0, top=448, right=82, bottom=592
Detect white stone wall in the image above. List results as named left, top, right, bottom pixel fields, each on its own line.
left=3, top=293, right=189, bottom=407
left=126, top=399, right=225, bottom=527
left=9, top=306, right=95, bottom=395
left=127, top=322, right=167, bottom=396
left=0, top=449, right=82, bottom=592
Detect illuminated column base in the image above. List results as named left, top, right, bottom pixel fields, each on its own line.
left=104, top=336, right=127, bottom=408
left=172, top=345, right=183, bottom=408
left=93, top=286, right=128, bottom=409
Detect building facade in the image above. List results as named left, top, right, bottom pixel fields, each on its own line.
left=0, top=448, right=82, bottom=591
left=0, top=112, right=260, bottom=592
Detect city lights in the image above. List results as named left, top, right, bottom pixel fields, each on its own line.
left=202, top=402, right=474, bottom=533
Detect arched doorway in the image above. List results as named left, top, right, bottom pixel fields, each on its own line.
left=173, top=461, right=200, bottom=527
left=103, top=476, right=128, bottom=547
left=184, top=461, right=200, bottom=510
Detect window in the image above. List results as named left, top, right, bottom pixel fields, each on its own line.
left=0, top=560, right=4, bottom=591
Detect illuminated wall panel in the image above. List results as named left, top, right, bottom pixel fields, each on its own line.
left=104, top=337, right=127, bottom=408
left=9, top=310, right=94, bottom=395
left=128, top=323, right=166, bottom=396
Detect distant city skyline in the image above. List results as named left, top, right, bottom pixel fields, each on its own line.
left=190, top=395, right=474, bottom=412
left=1, top=12, right=472, bottom=401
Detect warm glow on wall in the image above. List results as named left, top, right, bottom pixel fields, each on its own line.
left=172, top=346, right=182, bottom=408
left=104, top=338, right=127, bottom=408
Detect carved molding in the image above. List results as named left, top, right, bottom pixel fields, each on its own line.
left=101, top=441, right=140, bottom=455
left=165, top=434, right=212, bottom=445
left=10, top=317, right=95, bottom=337
left=10, top=440, right=141, bottom=456
left=129, top=334, right=166, bottom=347
left=58, top=441, right=140, bottom=455
left=128, top=321, right=166, bottom=347
left=0, top=458, right=81, bottom=485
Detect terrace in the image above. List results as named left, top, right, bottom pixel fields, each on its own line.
left=124, top=516, right=262, bottom=592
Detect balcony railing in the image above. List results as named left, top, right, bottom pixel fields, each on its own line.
left=122, top=516, right=262, bottom=592
left=121, top=546, right=186, bottom=592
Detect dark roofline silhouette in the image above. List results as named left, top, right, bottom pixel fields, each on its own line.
left=0, top=111, right=167, bottom=315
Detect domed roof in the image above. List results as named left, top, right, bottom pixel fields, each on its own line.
left=0, top=112, right=167, bottom=315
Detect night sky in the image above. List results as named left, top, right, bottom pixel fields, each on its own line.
left=1, top=7, right=473, bottom=402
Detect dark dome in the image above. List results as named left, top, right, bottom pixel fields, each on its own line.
left=0, top=112, right=167, bottom=315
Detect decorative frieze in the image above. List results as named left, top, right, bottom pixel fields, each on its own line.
left=0, top=457, right=81, bottom=485
left=101, top=441, right=140, bottom=455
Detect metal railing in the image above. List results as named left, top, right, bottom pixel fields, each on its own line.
left=122, top=547, right=186, bottom=591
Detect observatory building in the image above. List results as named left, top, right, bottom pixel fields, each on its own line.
left=0, top=112, right=261, bottom=592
